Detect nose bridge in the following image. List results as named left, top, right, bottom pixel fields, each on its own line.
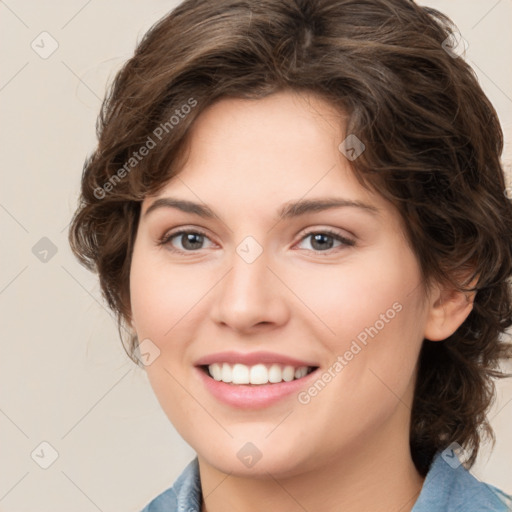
left=211, top=235, right=289, bottom=331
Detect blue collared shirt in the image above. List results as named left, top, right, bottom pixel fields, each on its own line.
left=140, top=451, right=512, bottom=511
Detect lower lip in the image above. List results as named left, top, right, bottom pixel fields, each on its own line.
left=195, top=366, right=319, bottom=409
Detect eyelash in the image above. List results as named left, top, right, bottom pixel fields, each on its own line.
left=157, top=227, right=355, bottom=255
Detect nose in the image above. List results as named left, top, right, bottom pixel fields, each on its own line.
left=210, top=244, right=290, bottom=334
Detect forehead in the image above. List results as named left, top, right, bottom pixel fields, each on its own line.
left=142, top=90, right=388, bottom=215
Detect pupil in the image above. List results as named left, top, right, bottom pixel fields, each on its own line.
left=183, top=233, right=203, bottom=250
left=312, top=233, right=333, bottom=250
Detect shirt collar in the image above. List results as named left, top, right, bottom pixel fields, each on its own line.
left=411, top=449, right=511, bottom=511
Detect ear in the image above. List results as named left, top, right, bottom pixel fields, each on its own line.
left=423, top=277, right=477, bottom=342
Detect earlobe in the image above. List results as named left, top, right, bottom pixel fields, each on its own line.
left=423, top=280, right=477, bottom=342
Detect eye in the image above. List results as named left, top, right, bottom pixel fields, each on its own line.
left=158, top=227, right=355, bottom=254
left=158, top=229, right=215, bottom=253
left=295, top=229, right=355, bottom=253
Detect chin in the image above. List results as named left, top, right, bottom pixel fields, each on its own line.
left=194, top=435, right=315, bottom=479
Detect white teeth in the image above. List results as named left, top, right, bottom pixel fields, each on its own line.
left=221, top=363, right=232, bottom=383
left=294, top=367, right=308, bottom=379
left=207, top=363, right=312, bottom=384
left=210, top=363, right=222, bottom=381
left=249, top=364, right=268, bottom=384
left=232, top=363, right=250, bottom=384
left=282, top=366, right=295, bottom=382
left=268, top=363, right=282, bottom=383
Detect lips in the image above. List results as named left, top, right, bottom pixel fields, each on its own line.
left=195, top=365, right=320, bottom=408
left=194, top=351, right=320, bottom=408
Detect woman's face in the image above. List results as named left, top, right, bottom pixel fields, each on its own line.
left=129, top=90, right=434, bottom=477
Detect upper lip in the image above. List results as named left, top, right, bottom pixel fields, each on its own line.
left=194, top=351, right=318, bottom=368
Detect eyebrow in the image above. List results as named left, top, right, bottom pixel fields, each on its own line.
left=144, top=196, right=380, bottom=220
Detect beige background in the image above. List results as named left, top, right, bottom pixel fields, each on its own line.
left=0, top=1, right=511, bottom=511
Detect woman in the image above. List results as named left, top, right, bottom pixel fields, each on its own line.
left=68, top=0, right=512, bottom=510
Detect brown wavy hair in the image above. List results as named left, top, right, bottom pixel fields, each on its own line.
left=68, top=0, right=512, bottom=476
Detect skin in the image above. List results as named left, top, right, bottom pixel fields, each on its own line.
left=129, top=90, right=475, bottom=512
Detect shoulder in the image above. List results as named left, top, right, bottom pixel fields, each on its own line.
left=139, top=457, right=202, bottom=512
left=412, top=450, right=512, bottom=512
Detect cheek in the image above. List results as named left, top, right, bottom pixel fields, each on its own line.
left=129, top=248, right=205, bottom=429
left=290, top=249, right=423, bottom=345
left=129, top=248, right=209, bottom=341
left=289, top=268, right=425, bottom=459
left=292, top=247, right=426, bottom=403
